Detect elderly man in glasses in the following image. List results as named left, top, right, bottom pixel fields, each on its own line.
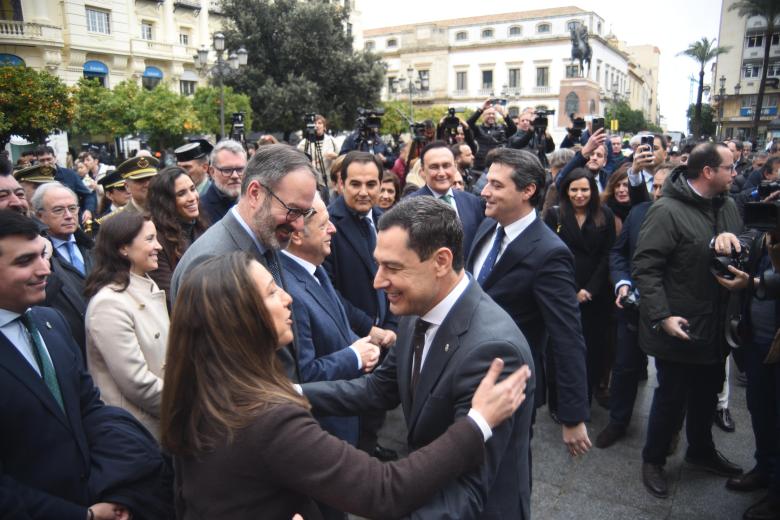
left=200, top=139, right=248, bottom=224
left=171, top=144, right=318, bottom=382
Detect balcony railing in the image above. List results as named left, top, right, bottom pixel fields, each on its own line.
left=0, top=21, right=42, bottom=37
left=533, top=86, right=550, bottom=94
left=131, top=38, right=174, bottom=56
left=452, top=89, right=469, bottom=97
left=477, top=87, right=494, bottom=96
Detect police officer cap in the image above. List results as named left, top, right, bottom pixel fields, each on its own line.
left=14, top=164, right=56, bottom=184
left=116, top=155, right=160, bottom=181
left=98, top=169, right=126, bottom=190
left=175, top=138, right=214, bottom=162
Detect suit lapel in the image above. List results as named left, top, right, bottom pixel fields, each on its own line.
left=406, top=280, right=480, bottom=434
left=482, top=217, right=543, bottom=290
left=0, top=315, right=72, bottom=431
left=290, top=261, right=352, bottom=342
left=468, top=219, right=496, bottom=270
left=222, top=211, right=264, bottom=261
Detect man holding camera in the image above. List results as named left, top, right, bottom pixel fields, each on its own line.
left=297, top=114, right=339, bottom=190
left=507, top=107, right=555, bottom=167
left=634, top=142, right=743, bottom=499
left=466, top=99, right=517, bottom=172
left=339, top=111, right=396, bottom=170
left=713, top=225, right=780, bottom=519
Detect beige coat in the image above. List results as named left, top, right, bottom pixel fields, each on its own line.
left=86, top=272, right=169, bottom=439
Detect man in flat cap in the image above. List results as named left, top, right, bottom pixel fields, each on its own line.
left=114, top=155, right=159, bottom=213
left=200, top=139, right=247, bottom=224
left=175, top=138, right=213, bottom=195
left=14, top=164, right=56, bottom=204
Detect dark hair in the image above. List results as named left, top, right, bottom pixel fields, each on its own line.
left=489, top=148, right=547, bottom=207
left=78, top=150, right=99, bottom=162
left=0, top=209, right=39, bottom=247
left=686, top=142, right=727, bottom=179
left=0, top=156, right=12, bottom=176
left=160, top=252, right=308, bottom=455
left=340, top=151, right=382, bottom=183
left=419, top=141, right=452, bottom=167
left=148, top=166, right=209, bottom=271
left=559, top=167, right=605, bottom=227
left=381, top=172, right=400, bottom=205
left=760, top=157, right=780, bottom=180
left=34, top=145, right=55, bottom=157
left=600, top=164, right=629, bottom=205
left=377, top=196, right=464, bottom=271
left=84, top=211, right=151, bottom=297
left=450, top=143, right=464, bottom=160
left=653, top=134, right=668, bottom=152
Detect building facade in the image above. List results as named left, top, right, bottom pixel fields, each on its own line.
left=713, top=0, right=780, bottom=143
left=0, top=0, right=229, bottom=94
left=363, top=6, right=659, bottom=133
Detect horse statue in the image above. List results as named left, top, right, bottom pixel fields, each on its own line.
left=570, top=24, right=592, bottom=76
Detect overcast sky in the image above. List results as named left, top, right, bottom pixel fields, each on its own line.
left=360, top=0, right=723, bottom=133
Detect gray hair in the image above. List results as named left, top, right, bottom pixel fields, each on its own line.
left=549, top=148, right=576, bottom=171
left=211, top=139, right=247, bottom=166
left=31, top=182, right=76, bottom=213
left=242, top=144, right=316, bottom=195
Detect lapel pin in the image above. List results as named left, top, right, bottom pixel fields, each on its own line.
left=444, top=344, right=450, bottom=352
left=45, top=322, right=52, bottom=329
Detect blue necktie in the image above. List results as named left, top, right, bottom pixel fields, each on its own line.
left=314, top=266, right=340, bottom=310
left=65, top=241, right=85, bottom=275
left=20, top=311, right=65, bottom=412
left=476, top=226, right=505, bottom=286
left=361, top=216, right=376, bottom=255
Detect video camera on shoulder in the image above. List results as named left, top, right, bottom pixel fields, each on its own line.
left=356, top=107, right=384, bottom=140
left=569, top=113, right=586, bottom=139
left=533, top=109, right=555, bottom=132
left=411, top=122, right=428, bottom=143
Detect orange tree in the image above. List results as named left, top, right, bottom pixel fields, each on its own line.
left=0, top=66, right=74, bottom=147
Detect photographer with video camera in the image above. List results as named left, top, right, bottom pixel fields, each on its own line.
left=507, top=107, right=556, bottom=167
left=437, top=107, right=477, bottom=153
left=560, top=113, right=590, bottom=149
left=633, top=142, right=743, bottom=500
left=298, top=114, right=339, bottom=201
left=710, top=218, right=780, bottom=519
left=466, top=98, right=517, bottom=171
left=339, top=108, right=396, bottom=170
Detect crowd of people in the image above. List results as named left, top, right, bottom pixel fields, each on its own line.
left=1, top=99, right=780, bottom=520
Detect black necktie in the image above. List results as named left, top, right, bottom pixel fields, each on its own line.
left=410, top=318, right=430, bottom=397
left=264, top=249, right=282, bottom=286
left=360, top=215, right=377, bottom=255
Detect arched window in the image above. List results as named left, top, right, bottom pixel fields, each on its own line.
left=481, top=28, right=494, bottom=39
left=364, top=40, right=375, bottom=51
left=0, top=53, right=25, bottom=67
left=537, top=23, right=551, bottom=34
left=565, top=92, right=580, bottom=116
left=386, top=38, right=397, bottom=48
left=567, top=20, right=582, bottom=32
left=508, top=26, right=522, bottom=37
left=455, top=31, right=468, bottom=41
left=589, top=99, right=597, bottom=115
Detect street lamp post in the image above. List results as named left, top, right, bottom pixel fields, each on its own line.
left=716, top=75, right=726, bottom=140
left=193, top=32, right=248, bottom=140
left=392, top=67, right=428, bottom=123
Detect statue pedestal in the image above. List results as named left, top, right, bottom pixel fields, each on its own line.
left=557, top=78, right=602, bottom=127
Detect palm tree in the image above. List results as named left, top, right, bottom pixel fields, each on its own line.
left=679, top=37, right=731, bottom=139
left=729, top=0, right=779, bottom=145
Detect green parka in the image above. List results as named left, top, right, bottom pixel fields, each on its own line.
left=632, top=165, right=743, bottom=364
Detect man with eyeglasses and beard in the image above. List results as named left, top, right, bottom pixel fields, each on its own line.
left=172, top=144, right=319, bottom=382
left=200, top=140, right=247, bottom=224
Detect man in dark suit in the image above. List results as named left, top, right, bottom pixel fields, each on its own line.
left=0, top=209, right=171, bottom=520
left=323, top=151, right=398, bottom=457
left=304, top=197, right=536, bottom=519
left=467, top=147, right=592, bottom=456
left=172, top=144, right=318, bottom=382
left=35, top=146, right=97, bottom=225
left=281, top=193, right=382, bottom=445
left=198, top=139, right=247, bottom=224
left=31, top=183, right=94, bottom=359
left=407, top=141, right=485, bottom=257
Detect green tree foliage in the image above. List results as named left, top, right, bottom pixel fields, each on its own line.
left=219, top=0, right=384, bottom=133
left=71, top=78, right=113, bottom=139
left=135, top=84, right=201, bottom=149
left=0, top=66, right=74, bottom=146
left=686, top=103, right=716, bottom=137
left=678, top=37, right=730, bottom=139
left=605, top=100, right=655, bottom=134
left=101, top=80, right=142, bottom=137
left=192, top=85, right=253, bottom=137
left=729, top=0, right=779, bottom=143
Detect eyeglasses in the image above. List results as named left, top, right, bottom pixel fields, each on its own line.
left=48, top=204, right=79, bottom=216
left=718, top=163, right=736, bottom=172
left=213, top=166, right=245, bottom=177
left=263, top=185, right=316, bottom=222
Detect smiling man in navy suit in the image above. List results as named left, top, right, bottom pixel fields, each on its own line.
left=467, top=147, right=591, bottom=457
left=0, top=210, right=171, bottom=520
left=407, top=141, right=485, bottom=257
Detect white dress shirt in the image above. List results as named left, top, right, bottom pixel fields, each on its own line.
left=471, top=209, right=537, bottom=279
left=429, top=186, right=460, bottom=217
left=0, top=308, right=53, bottom=377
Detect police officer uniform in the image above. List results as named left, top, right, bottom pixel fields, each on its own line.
left=174, top=138, right=213, bottom=195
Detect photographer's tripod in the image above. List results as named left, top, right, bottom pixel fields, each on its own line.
left=304, top=136, right=330, bottom=204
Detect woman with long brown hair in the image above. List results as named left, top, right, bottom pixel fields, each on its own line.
left=600, top=164, right=631, bottom=234
left=161, top=252, right=530, bottom=519
left=147, top=166, right=209, bottom=299
left=85, top=211, right=168, bottom=439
